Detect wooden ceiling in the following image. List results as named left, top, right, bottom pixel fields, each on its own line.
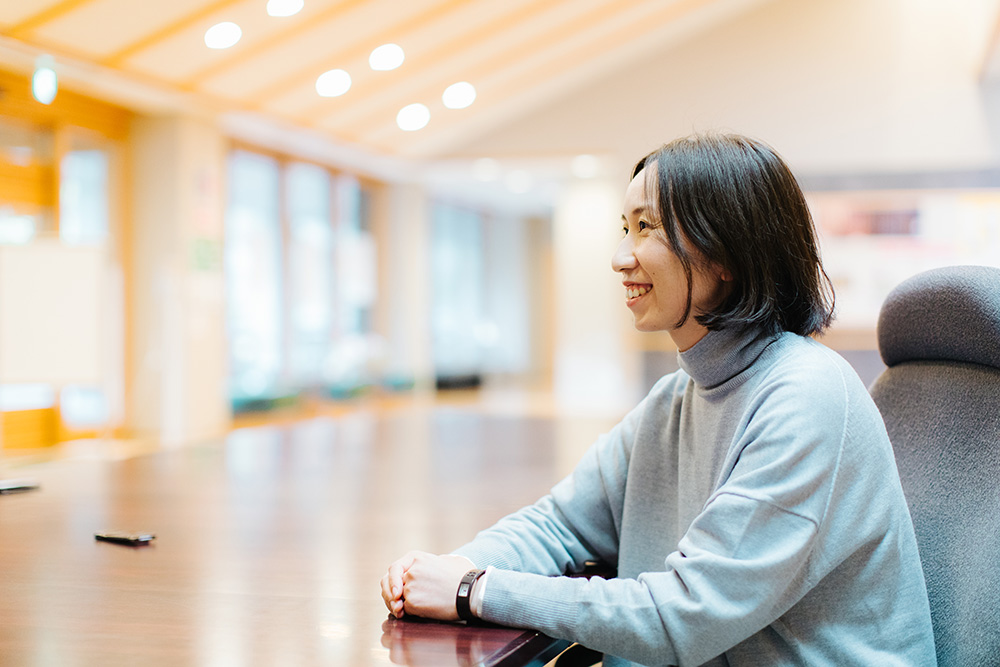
left=0, top=0, right=760, bottom=161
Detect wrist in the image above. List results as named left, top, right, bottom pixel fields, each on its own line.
left=455, top=569, right=487, bottom=622
left=470, top=566, right=490, bottom=617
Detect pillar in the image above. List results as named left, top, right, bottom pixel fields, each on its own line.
left=126, top=115, right=229, bottom=444
left=373, top=182, right=434, bottom=392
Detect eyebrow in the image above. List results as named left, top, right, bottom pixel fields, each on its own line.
left=622, top=206, right=648, bottom=220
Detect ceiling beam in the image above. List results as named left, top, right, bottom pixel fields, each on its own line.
left=4, top=0, right=99, bottom=39
left=100, top=0, right=247, bottom=69
left=291, top=0, right=575, bottom=125
left=324, top=0, right=653, bottom=137
left=179, top=0, right=374, bottom=90
left=234, top=0, right=470, bottom=103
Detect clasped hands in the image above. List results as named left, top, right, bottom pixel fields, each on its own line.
left=380, top=551, right=476, bottom=621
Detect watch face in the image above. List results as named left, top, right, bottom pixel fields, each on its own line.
left=459, top=583, right=470, bottom=596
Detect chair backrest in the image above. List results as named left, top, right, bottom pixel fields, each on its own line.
left=868, top=265, right=1000, bottom=666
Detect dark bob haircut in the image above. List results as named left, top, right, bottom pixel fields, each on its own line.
left=632, top=133, right=835, bottom=337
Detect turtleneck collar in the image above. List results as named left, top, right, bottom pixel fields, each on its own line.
left=677, top=325, right=780, bottom=389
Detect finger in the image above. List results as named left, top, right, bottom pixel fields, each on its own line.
left=387, top=551, right=422, bottom=598
left=387, top=551, right=419, bottom=591
left=380, top=573, right=398, bottom=604
left=381, top=577, right=396, bottom=612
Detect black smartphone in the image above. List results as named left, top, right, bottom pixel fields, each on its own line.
left=0, top=478, right=40, bottom=494
left=95, top=531, right=156, bottom=546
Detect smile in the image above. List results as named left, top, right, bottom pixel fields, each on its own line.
left=626, top=285, right=651, bottom=300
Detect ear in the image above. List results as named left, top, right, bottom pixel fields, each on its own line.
left=714, top=263, right=733, bottom=282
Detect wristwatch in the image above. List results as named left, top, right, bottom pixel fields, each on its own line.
left=456, top=569, right=487, bottom=622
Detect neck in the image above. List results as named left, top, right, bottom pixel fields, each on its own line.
left=669, top=320, right=710, bottom=352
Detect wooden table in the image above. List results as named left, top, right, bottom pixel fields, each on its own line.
left=0, top=408, right=597, bottom=666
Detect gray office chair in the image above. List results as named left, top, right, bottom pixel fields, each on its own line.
left=868, top=265, right=1000, bottom=666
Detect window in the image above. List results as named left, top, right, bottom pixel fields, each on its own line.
left=225, top=151, right=283, bottom=399
left=59, top=134, right=115, bottom=426
left=481, top=214, right=532, bottom=375
left=327, top=176, right=376, bottom=393
left=60, top=144, right=110, bottom=245
left=225, top=154, right=381, bottom=402
left=286, top=162, right=333, bottom=386
left=430, top=203, right=485, bottom=381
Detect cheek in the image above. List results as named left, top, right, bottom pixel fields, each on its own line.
left=636, top=242, right=676, bottom=278
left=643, top=253, right=686, bottom=290
left=688, top=270, right=725, bottom=309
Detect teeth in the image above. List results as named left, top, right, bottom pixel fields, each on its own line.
left=627, top=286, right=649, bottom=299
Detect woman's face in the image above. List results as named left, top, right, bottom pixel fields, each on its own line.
left=612, top=168, right=724, bottom=350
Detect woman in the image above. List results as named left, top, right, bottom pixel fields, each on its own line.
left=380, top=134, right=935, bottom=666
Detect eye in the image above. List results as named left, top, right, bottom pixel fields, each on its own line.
left=622, top=224, right=629, bottom=237
left=638, top=220, right=649, bottom=231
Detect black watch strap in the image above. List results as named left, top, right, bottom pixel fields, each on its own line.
left=456, top=569, right=486, bottom=622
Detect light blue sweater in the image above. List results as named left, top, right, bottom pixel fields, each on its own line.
left=455, top=326, right=936, bottom=666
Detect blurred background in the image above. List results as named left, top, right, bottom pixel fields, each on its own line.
left=1, top=0, right=999, bottom=452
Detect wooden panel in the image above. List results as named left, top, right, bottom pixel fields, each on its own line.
left=0, top=160, right=53, bottom=207
left=1, top=0, right=98, bottom=38
left=0, top=70, right=131, bottom=141
left=1, top=407, right=58, bottom=448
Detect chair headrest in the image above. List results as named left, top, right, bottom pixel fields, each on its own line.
left=877, top=265, right=1000, bottom=369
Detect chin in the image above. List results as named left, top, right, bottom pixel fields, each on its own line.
left=632, top=318, right=664, bottom=333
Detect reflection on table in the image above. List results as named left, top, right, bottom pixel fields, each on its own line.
left=381, top=616, right=569, bottom=667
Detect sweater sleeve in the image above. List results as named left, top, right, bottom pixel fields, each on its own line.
left=452, top=393, right=652, bottom=576
left=475, top=364, right=855, bottom=666
left=477, top=497, right=819, bottom=666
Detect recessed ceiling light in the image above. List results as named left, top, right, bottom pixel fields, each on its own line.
left=442, top=82, right=476, bottom=109
left=397, top=103, right=429, bottom=131
left=370, top=43, right=404, bottom=71
left=316, top=69, right=351, bottom=97
left=267, top=0, right=304, bottom=17
left=32, top=56, right=57, bottom=105
left=205, top=22, right=242, bottom=49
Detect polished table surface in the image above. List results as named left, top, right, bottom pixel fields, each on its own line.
left=0, top=406, right=607, bottom=666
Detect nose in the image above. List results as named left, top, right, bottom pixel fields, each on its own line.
left=612, top=234, right=637, bottom=273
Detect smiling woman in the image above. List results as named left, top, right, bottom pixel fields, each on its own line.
left=381, top=133, right=936, bottom=667
left=632, top=135, right=835, bottom=338
left=614, top=167, right=728, bottom=347
left=614, top=134, right=835, bottom=349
